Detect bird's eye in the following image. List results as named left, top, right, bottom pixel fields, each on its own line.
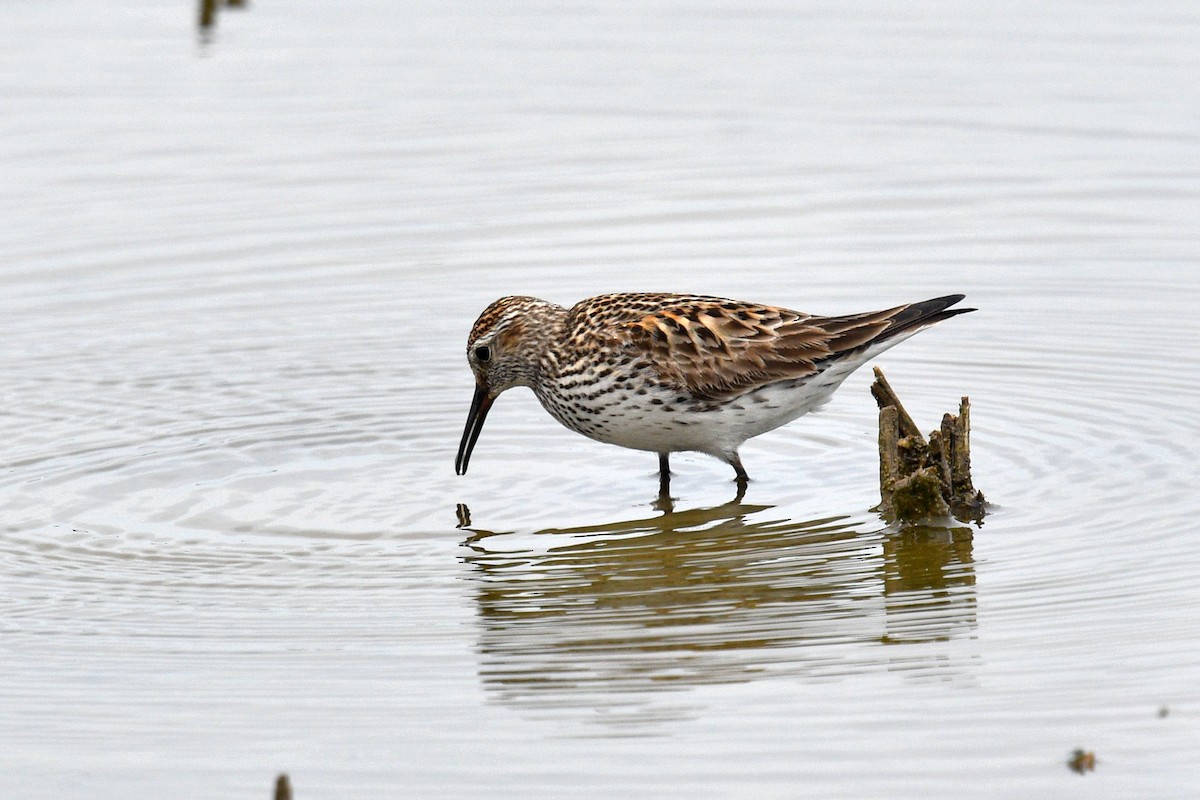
left=474, top=345, right=491, bottom=363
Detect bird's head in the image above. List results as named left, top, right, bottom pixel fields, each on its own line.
left=455, top=296, right=561, bottom=475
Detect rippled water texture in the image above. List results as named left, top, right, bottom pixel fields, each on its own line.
left=2, top=1, right=1199, bottom=797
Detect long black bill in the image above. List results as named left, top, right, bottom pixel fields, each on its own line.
left=455, top=383, right=493, bottom=475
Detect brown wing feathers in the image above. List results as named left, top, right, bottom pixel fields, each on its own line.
left=607, top=293, right=972, bottom=401
left=621, top=302, right=829, bottom=399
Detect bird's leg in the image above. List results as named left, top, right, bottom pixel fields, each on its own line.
left=654, top=453, right=674, bottom=512
left=657, top=452, right=671, bottom=494
left=728, top=453, right=750, bottom=487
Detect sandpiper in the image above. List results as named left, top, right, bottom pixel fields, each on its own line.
left=455, top=292, right=973, bottom=488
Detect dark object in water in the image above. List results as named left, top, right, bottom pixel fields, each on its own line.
left=1067, top=748, right=1096, bottom=774
left=198, top=0, right=249, bottom=32
left=274, top=773, right=292, bottom=800
left=872, top=367, right=987, bottom=525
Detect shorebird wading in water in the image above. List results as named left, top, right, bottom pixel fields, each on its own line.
left=455, top=292, right=973, bottom=492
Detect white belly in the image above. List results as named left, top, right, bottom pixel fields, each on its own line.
left=535, top=354, right=868, bottom=460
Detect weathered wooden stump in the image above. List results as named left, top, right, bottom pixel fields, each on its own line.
left=872, top=367, right=986, bottom=525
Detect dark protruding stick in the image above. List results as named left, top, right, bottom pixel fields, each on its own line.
left=870, top=367, right=925, bottom=442
left=274, top=774, right=292, bottom=800
left=872, top=368, right=986, bottom=525
left=199, top=0, right=217, bottom=27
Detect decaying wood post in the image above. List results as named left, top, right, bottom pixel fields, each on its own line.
left=872, top=367, right=986, bottom=525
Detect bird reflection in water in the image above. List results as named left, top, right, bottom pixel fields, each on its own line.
left=458, top=493, right=978, bottom=728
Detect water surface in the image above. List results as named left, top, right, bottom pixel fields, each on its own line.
left=2, top=1, right=1199, bottom=797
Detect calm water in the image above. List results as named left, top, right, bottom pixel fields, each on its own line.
left=3, top=1, right=1199, bottom=797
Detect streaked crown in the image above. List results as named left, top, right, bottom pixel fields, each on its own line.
left=465, top=296, right=564, bottom=394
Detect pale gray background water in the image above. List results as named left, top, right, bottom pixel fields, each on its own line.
left=2, top=1, right=1198, bottom=797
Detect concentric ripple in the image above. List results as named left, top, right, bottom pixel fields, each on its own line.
left=3, top=0, right=1200, bottom=796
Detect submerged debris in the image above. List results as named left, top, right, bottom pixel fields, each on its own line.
left=872, top=367, right=987, bottom=525
left=1067, top=749, right=1097, bottom=774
